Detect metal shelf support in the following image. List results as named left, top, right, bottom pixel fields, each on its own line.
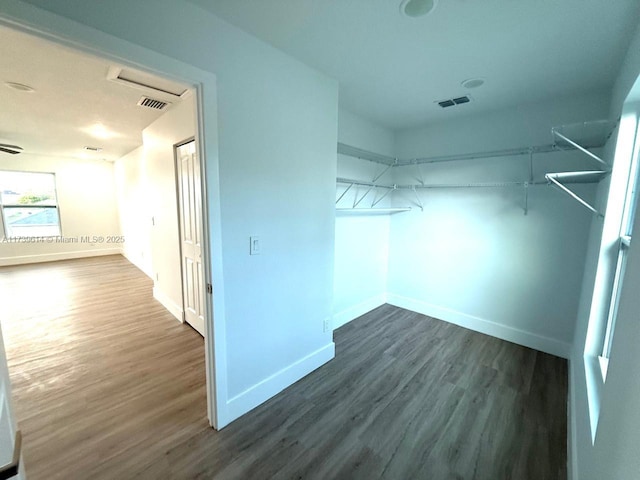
left=412, top=187, right=424, bottom=211
left=353, top=185, right=374, bottom=208
left=552, top=129, right=610, bottom=170
left=545, top=173, right=604, bottom=217
left=336, top=182, right=354, bottom=205
left=372, top=185, right=396, bottom=207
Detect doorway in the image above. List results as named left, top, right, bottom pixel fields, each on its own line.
left=0, top=18, right=222, bottom=478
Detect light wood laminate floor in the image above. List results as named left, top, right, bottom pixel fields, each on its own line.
left=0, top=255, right=567, bottom=479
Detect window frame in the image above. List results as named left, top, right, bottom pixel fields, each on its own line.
left=584, top=105, right=640, bottom=442
left=0, top=170, right=62, bottom=240
left=598, top=122, right=640, bottom=370
left=599, top=235, right=630, bottom=375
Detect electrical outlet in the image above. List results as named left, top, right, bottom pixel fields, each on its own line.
left=323, top=317, right=331, bottom=333
left=250, top=236, right=261, bottom=255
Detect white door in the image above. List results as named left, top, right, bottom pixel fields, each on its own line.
left=0, top=325, right=23, bottom=480
left=176, top=140, right=205, bottom=337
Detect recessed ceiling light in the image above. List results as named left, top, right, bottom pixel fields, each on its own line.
left=5, top=82, right=35, bottom=92
left=84, top=123, right=117, bottom=140
left=400, top=0, right=437, bottom=18
left=461, top=78, right=485, bottom=89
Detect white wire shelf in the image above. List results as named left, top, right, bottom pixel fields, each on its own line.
left=337, top=143, right=396, bottom=166
left=551, top=121, right=615, bottom=170
left=337, top=119, right=614, bottom=216
left=551, top=120, right=616, bottom=151
left=338, top=119, right=615, bottom=167
left=336, top=208, right=411, bottom=215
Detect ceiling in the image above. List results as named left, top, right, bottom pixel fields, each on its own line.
left=190, top=0, right=640, bottom=130
left=0, top=26, right=189, bottom=162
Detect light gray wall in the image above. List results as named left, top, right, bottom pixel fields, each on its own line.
left=143, top=96, right=195, bottom=321
left=6, top=0, right=339, bottom=425
left=334, top=109, right=394, bottom=327
left=387, top=92, right=611, bottom=356
left=114, top=146, right=152, bottom=278
left=115, top=98, right=197, bottom=320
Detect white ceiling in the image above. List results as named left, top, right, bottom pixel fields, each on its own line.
left=190, top=0, right=640, bottom=130
left=0, top=27, right=189, bottom=162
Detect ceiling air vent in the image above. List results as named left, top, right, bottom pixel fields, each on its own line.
left=0, top=143, right=23, bottom=155
left=137, top=96, right=171, bottom=111
left=437, top=95, right=472, bottom=108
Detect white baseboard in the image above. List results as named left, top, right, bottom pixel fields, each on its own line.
left=333, top=293, right=387, bottom=330
left=152, top=285, right=183, bottom=322
left=387, top=293, right=571, bottom=359
left=225, top=342, right=335, bottom=423
left=0, top=247, right=122, bottom=266
left=120, top=249, right=153, bottom=279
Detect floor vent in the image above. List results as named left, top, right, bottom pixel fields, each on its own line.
left=437, top=95, right=471, bottom=108
left=137, top=96, right=171, bottom=111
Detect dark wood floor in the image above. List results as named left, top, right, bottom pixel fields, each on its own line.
left=0, top=255, right=567, bottom=479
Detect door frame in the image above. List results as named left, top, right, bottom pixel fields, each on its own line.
left=0, top=3, right=230, bottom=429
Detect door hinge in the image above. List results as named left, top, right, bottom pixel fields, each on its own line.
left=206, top=283, right=213, bottom=294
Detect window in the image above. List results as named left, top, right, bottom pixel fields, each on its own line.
left=599, top=177, right=637, bottom=374
left=0, top=170, right=61, bottom=238
left=583, top=109, right=640, bottom=441
left=589, top=110, right=640, bottom=380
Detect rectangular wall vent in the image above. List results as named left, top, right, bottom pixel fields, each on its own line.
left=107, top=66, right=189, bottom=100
left=437, top=95, right=472, bottom=108
left=137, top=96, right=171, bottom=111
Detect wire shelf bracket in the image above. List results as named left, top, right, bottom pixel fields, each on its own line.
left=545, top=172, right=607, bottom=217
left=545, top=120, right=614, bottom=215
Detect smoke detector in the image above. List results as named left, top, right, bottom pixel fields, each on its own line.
left=461, top=78, right=485, bottom=89
left=400, top=0, right=437, bottom=18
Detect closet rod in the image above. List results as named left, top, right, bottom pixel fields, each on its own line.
left=397, top=180, right=548, bottom=189
left=402, top=145, right=560, bottom=166
left=337, top=177, right=553, bottom=190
